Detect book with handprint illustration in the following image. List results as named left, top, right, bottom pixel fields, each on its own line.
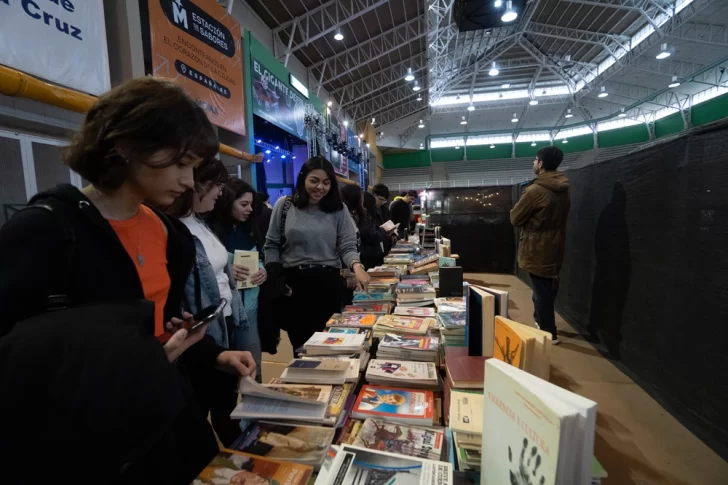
left=482, top=359, right=597, bottom=485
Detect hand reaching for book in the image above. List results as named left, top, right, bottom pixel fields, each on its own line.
left=508, top=438, right=545, bottom=485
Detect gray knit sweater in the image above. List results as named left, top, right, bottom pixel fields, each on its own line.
left=264, top=197, right=360, bottom=269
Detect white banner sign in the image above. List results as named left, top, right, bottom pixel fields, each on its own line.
left=0, top=0, right=110, bottom=96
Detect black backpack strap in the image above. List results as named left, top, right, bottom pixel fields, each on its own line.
left=279, top=197, right=293, bottom=256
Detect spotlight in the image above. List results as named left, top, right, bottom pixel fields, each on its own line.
left=256, top=139, right=262, bottom=143
left=489, top=63, right=499, bottom=76
left=656, top=43, right=671, bottom=60
left=327, top=101, right=333, bottom=107
left=334, top=30, right=344, bottom=41
left=265, top=149, right=271, bottom=154
left=417, top=94, right=423, bottom=101
left=501, top=83, right=511, bottom=89
left=418, top=119, right=425, bottom=128
left=275, top=146, right=280, bottom=149
left=531, top=142, right=536, bottom=146
left=502, top=1, right=518, bottom=22
left=529, top=98, right=538, bottom=105
left=404, top=68, right=415, bottom=82
left=292, top=156, right=296, bottom=159
left=413, top=82, right=421, bottom=92
left=565, top=108, right=573, bottom=118
left=359, top=133, right=364, bottom=139
left=494, top=0, right=503, bottom=6
left=467, top=104, right=475, bottom=111
left=281, top=155, right=286, bottom=159
left=460, top=116, right=467, bottom=125
left=598, top=86, right=608, bottom=98
left=490, top=144, right=495, bottom=149
left=511, top=112, right=518, bottom=123
left=669, top=75, right=681, bottom=88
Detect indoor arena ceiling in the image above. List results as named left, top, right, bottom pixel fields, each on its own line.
left=239, top=0, right=728, bottom=148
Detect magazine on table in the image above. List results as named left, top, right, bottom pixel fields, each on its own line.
left=193, top=448, right=312, bottom=485
left=352, top=385, right=435, bottom=426
left=232, top=421, right=335, bottom=468
left=351, top=418, right=445, bottom=461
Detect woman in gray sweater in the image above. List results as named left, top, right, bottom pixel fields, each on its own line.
left=265, top=157, right=370, bottom=350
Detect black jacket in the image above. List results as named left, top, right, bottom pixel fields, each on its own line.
left=0, top=302, right=218, bottom=484
left=390, top=199, right=411, bottom=237
left=257, top=204, right=273, bottom=240
left=356, top=212, right=385, bottom=269
left=0, top=184, right=223, bottom=366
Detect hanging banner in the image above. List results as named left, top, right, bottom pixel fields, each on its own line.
left=251, top=58, right=310, bottom=140
left=0, top=0, right=110, bottom=96
left=328, top=115, right=348, bottom=176
left=147, top=0, right=245, bottom=135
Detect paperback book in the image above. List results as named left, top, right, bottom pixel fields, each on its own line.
left=343, top=303, right=392, bottom=315
left=233, top=421, right=335, bottom=468
left=326, top=313, right=377, bottom=328
left=230, top=377, right=328, bottom=423
left=279, top=358, right=351, bottom=384
left=193, top=449, right=312, bottom=485
left=233, top=250, right=259, bottom=289
left=303, top=332, right=367, bottom=356
left=378, top=334, right=440, bottom=362
left=373, top=315, right=434, bottom=336
left=393, top=306, right=437, bottom=317
left=350, top=419, right=445, bottom=461
left=448, top=390, right=484, bottom=435
left=352, top=385, right=435, bottom=427
left=366, top=359, right=439, bottom=389
left=352, top=292, right=395, bottom=303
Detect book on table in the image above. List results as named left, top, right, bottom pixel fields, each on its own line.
left=351, top=385, right=435, bottom=426
left=434, top=297, right=466, bottom=313
left=373, top=315, right=433, bottom=336
left=300, top=356, right=361, bottom=383
left=352, top=291, right=395, bottom=303
left=348, top=418, right=446, bottom=461
left=365, top=359, right=439, bottom=389
left=232, top=421, right=335, bottom=469
left=194, top=448, right=312, bottom=485
left=467, top=285, right=496, bottom=357
left=445, top=353, right=487, bottom=390
left=302, top=332, right=366, bottom=356
left=270, top=379, right=353, bottom=427
left=396, top=283, right=437, bottom=300
left=318, top=445, right=453, bottom=485
left=378, top=333, right=440, bottom=362
left=448, top=390, right=484, bottom=436
left=230, top=377, right=329, bottom=422
left=343, top=303, right=392, bottom=315
left=233, top=250, right=259, bottom=289
left=493, top=315, right=552, bottom=379
left=393, top=306, right=436, bottom=317
left=325, top=313, right=377, bottom=328
left=278, top=358, right=350, bottom=384
left=482, top=359, right=597, bottom=485
left=471, top=284, right=509, bottom=318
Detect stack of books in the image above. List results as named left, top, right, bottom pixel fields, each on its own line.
left=396, top=282, right=437, bottom=307
left=377, top=334, right=440, bottom=362
left=301, top=332, right=367, bottom=356
left=269, top=377, right=354, bottom=428
left=230, top=376, right=332, bottom=423
left=352, top=290, right=395, bottom=304
left=194, top=449, right=313, bottom=485
left=434, top=297, right=467, bottom=347
left=448, top=390, right=484, bottom=472
left=393, top=306, right=436, bottom=317
left=365, top=359, right=439, bottom=389
left=367, top=266, right=401, bottom=279
left=351, top=385, right=436, bottom=426
left=343, top=302, right=392, bottom=315
left=408, top=253, right=439, bottom=275
left=372, top=315, right=433, bottom=338
left=342, top=418, right=445, bottom=461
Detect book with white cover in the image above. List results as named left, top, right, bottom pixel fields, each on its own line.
left=366, top=359, right=438, bottom=388
left=482, top=359, right=597, bottom=485
left=393, top=306, right=436, bottom=317
left=280, top=359, right=350, bottom=385
left=233, top=250, right=259, bottom=289
left=380, top=220, right=400, bottom=233
left=448, top=391, right=484, bottom=435
left=301, top=357, right=360, bottom=383
left=230, top=377, right=328, bottom=422
left=303, top=332, right=366, bottom=355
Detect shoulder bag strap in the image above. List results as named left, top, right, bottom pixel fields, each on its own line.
left=278, top=197, right=293, bottom=257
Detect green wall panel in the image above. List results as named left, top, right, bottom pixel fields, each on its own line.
left=383, top=150, right=431, bottom=168
left=598, top=124, right=649, bottom=148
left=691, top=92, right=728, bottom=127
left=431, top=147, right=463, bottom=163
left=515, top=141, right=550, bottom=158
left=466, top=144, right=512, bottom=160
left=558, top=134, right=593, bottom=154
left=655, top=113, right=684, bottom=139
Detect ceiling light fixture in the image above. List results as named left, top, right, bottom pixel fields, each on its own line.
left=413, top=81, right=421, bottom=91
left=359, top=133, right=364, bottom=139
left=619, top=109, right=626, bottom=118
left=531, top=142, right=536, bottom=146
left=418, top=119, right=425, bottom=128
left=489, top=62, right=499, bottom=76
left=511, top=112, right=519, bottom=123
left=460, top=116, right=467, bottom=125
left=467, top=104, right=475, bottom=111
left=404, top=67, right=415, bottom=82
left=420, top=143, right=425, bottom=150
left=563, top=139, right=569, bottom=144
left=343, top=120, right=348, bottom=127
left=334, top=30, right=344, bottom=41
left=454, top=145, right=460, bottom=149
left=502, top=83, right=510, bottom=89
left=265, top=149, right=271, bottom=154
left=529, top=98, right=538, bottom=106
left=366, top=142, right=370, bottom=148
left=371, top=117, right=376, bottom=125
left=598, top=86, right=608, bottom=98
left=565, top=108, right=573, bottom=118
left=501, top=1, right=518, bottom=22
left=494, top=0, right=503, bottom=7
left=417, top=94, right=423, bottom=101
left=669, top=75, right=681, bottom=88
left=656, top=43, right=671, bottom=60
left=490, top=144, right=495, bottom=149
left=327, top=101, right=333, bottom=107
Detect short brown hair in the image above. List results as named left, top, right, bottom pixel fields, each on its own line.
left=166, top=159, right=228, bottom=217
left=64, top=77, right=219, bottom=190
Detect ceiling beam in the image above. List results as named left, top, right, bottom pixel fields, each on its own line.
left=352, top=85, right=426, bottom=121
left=374, top=99, right=429, bottom=128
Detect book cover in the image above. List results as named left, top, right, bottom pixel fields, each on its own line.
left=234, top=422, right=335, bottom=464
left=434, top=297, right=466, bottom=313
left=375, top=315, right=433, bottom=333
left=343, top=303, right=392, bottom=314
left=233, top=250, right=259, bottom=289
left=194, top=449, right=312, bottom=485
left=380, top=334, right=439, bottom=351
left=337, top=445, right=453, bottom=485
left=449, top=390, right=484, bottom=435
left=437, top=312, right=466, bottom=328
left=394, top=306, right=436, bottom=317
left=326, top=313, right=377, bottom=328
left=304, top=333, right=366, bottom=349
left=353, top=385, right=434, bottom=422
left=352, top=419, right=445, bottom=460
left=262, top=383, right=332, bottom=404
left=286, top=359, right=350, bottom=372
left=353, top=292, right=394, bottom=303
left=493, top=317, right=524, bottom=368
left=366, top=360, right=438, bottom=381
left=438, top=256, right=457, bottom=268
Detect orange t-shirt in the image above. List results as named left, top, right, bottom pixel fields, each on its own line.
left=109, top=206, right=170, bottom=336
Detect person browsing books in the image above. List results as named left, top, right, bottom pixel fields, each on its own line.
left=0, top=77, right=252, bottom=480
left=342, top=184, right=384, bottom=270
left=167, top=161, right=257, bottom=447
left=207, top=178, right=266, bottom=376
left=265, top=157, right=370, bottom=351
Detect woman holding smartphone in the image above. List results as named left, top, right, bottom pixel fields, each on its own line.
left=167, top=161, right=255, bottom=447
left=207, top=179, right=266, bottom=365
left=0, top=78, right=254, bottom=481
left=265, top=157, right=370, bottom=351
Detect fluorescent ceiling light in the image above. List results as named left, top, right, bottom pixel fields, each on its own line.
left=467, top=104, right=475, bottom=111
left=598, top=86, right=608, bottom=98
left=529, top=99, right=538, bottom=105
left=405, top=68, right=415, bottom=82
left=565, top=108, right=573, bottom=118
left=502, top=1, right=518, bottom=22
left=656, top=43, right=671, bottom=59
left=418, top=120, right=425, bottom=128
left=669, top=75, right=681, bottom=88
left=489, top=63, right=499, bottom=76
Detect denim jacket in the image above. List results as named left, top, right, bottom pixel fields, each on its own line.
left=182, top=236, right=248, bottom=349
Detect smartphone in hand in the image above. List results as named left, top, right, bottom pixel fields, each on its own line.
left=187, top=298, right=228, bottom=333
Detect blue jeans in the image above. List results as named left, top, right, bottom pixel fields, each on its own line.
left=530, top=273, right=559, bottom=337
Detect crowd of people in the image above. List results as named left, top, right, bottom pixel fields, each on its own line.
left=0, top=77, right=421, bottom=483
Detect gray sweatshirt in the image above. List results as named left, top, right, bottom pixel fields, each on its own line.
left=265, top=196, right=360, bottom=269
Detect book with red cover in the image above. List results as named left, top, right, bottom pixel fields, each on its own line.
left=351, top=385, right=435, bottom=426
left=444, top=347, right=487, bottom=390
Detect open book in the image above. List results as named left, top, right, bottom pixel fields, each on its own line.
left=482, top=360, right=597, bottom=485
left=380, top=220, right=400, bottom=233
left=230, top=377, right=329, bottom=422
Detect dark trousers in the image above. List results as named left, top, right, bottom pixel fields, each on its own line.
left=530, top=273, right=559, bottom=337
left=186, top=316, right=242, bottom=448
left=284, top=266, right=343, bottom=351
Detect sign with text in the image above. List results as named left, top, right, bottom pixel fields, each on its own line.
left=251, top=58, right=310, bottom=140
left=147, top=0, right=245, bottom=135
left=0, top=0, right=110, bottom=95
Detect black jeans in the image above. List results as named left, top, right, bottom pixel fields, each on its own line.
left=284, top=266, right=343, bottom=351
left=530, top=273, right=559, bottom=337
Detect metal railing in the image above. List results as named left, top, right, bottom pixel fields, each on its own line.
left=380, top=178, right=533, bottom=190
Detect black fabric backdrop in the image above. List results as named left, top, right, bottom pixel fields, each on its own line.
left=517, top=120, right=728, bottom=458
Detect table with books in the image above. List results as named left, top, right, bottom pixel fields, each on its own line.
left=192, top=239, right=608, bottom=485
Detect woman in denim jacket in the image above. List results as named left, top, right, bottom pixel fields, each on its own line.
left=167, top=160, right=256, bottom=447
left=206, top=179, right=267, bottom=357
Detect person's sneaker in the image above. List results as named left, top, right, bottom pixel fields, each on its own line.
left=551, top=334, right=561, bottom=345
